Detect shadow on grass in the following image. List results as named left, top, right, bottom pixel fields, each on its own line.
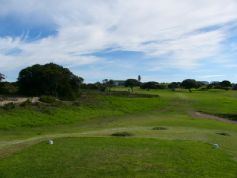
left=152, top=127, right=168, bottom=130
left=218, top=114, right=237, bottom=121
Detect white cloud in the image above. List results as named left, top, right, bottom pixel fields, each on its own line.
left=199, top=74, right=225, bottom=79
left=0, top=0, right=237, bottom=78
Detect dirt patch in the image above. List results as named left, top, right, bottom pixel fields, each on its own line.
left=192, top=111, right=237, bottom=124
left=0, top=97, right=39, bottom=106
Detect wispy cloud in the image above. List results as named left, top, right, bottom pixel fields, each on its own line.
left=0, top=0, right=237, bottom=81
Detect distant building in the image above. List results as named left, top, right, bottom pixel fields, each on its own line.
left=113, top=80, right=125, bottom=86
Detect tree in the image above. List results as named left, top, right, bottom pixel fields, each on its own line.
left=181, top=79, right=197, bottom=92
left=233, top=84, right=237, bottom=90
left=168, top=82, right=180, bottom=91
left=220, top=80, right=231, bottom=90
left=0, top=73, right=5, bottom=82
left=18, top=63, right=83, bottom=99
left=141, top=81, right=159, bottom=90
left=124, top=79, right=140, bottom=92
left=0, top=82, right=18, bottom=95
left=0, top=73, right=5, bottom=94
left=102, top=79, right=114, bottom=92
left=138, top=75, right=141, bottom=82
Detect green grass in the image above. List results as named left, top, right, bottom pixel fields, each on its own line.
left=1, top=89, right=237, bottom=177
left=0, top=95, right=165, bottom=130
left=1, top=137, right=237, bottom=178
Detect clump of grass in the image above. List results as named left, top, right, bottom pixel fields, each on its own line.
left=36, top=105, right=54, bottom=115
left=39, top=96, right=57, bottom=104
left=1, top=102, right=15, bottom=111
left=216, top=132, right=230, bottom=136
left=152, top=127, right=168, bottom=130
left=20, top=99, right=32, bottom=107
left=111, top=131, right=133, bottom=137
left=72, top=101, right=81, bottom=106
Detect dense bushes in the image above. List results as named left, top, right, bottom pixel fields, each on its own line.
left=1, top=102, right=15, bottom=110
left=140, top=82, right=167, bottom=90
left=17, top=63, right=83, bottom=100
left=0, top=82, right=18, bottom=95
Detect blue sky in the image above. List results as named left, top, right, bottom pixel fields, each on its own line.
left=0, top=0, right=237, bottom=83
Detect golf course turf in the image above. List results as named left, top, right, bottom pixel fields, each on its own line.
left=0, top=89, right=237, bottom=177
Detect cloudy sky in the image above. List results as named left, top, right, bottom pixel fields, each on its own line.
left=0, top=0, right=237, bottom=83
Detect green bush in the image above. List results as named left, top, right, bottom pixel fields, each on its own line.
left=1, top=102, right=15, bottom=110
left=36, top=106, right=53, bottom=115
left=20, top=99, right=32, bottom=107
left=111, top=132, right=133, bottom=137
left=39, top=96, right=57, bottom=103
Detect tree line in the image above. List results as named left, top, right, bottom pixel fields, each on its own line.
left=0, top=63, right=236, bottom=100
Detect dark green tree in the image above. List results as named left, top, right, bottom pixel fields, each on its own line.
left=220, top=80, right=231, bottom=90
left=168, top=82, right=180, bottom=91
left=138, top=75, right=141, bottom=82
left=233, top=84, right=237, bottom=90
left=181, top=79, right=197, bottom=92
left=17, top=63, right=83, bottom=99
left=140, top=81, right=159, bottom=90
left=102, top=79, right=114, bottom=92
left=124, top=79, right=140, bottom=92
left=0, top=73, right=5, bottom=82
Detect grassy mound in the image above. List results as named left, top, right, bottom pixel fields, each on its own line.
left=0, top=95, right=164, bottom=129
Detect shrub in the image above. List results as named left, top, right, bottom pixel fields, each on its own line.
left=0, top=82, right=18, bottom=95
left=37, top=105, right=53, bottom=115
left=1, top=102, right=15, bottom=110
left=232, top=84, right=237, bottom=90
left=39, top=96, right=57, bottom=103
left=20, top=99, right=32, bottom=107
left=72, top=101, right=81, bottom=106
left=111, top=132, right=133, bottom=137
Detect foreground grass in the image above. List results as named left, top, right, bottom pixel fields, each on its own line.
left=1, top=137, right=237, bottom=178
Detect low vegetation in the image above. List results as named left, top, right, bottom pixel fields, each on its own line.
left=0, top=93, right=164, bottom=130
left=39, top=96, right=57, bottom=103
left=111, top=131, right=133, bottom=137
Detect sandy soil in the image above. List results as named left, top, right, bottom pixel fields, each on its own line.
left=0, top=97, right=39, bottom=106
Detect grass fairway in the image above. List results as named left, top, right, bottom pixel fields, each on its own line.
left=1, top=137, right=237, bottom=178
left=0, top=89, right=237, bottom=177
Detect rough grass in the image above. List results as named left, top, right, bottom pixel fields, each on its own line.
left=0, top=95, right=165, bottom=130
left=0, top=137, right=237, bottom=178
left=1, top=88, right=237, bottom=177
